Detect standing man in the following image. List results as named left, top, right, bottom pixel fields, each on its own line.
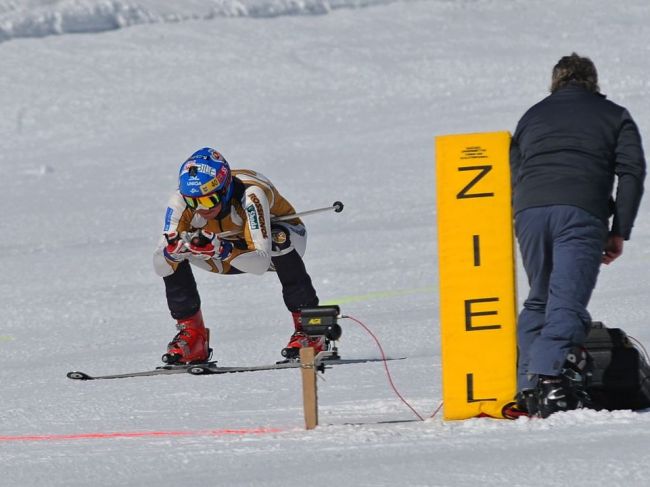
left=510, top=53, right=646, bottom=418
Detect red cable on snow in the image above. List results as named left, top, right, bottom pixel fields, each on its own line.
left=342, top=315, right=425, bottom=421
left=0, top=427, right=282, bottom=443
left=430, top=401, right=444, bottom=419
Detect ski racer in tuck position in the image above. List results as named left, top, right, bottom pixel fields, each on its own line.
left=153, top=147, right=324, bottom=364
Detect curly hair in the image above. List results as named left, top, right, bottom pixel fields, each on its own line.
left=550, top=53, right=599, bottom=93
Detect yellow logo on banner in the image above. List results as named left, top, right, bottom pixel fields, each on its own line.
left=435, top=132, right=517, bottom=420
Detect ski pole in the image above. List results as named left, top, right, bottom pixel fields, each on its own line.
left=216, top=201, right=344, bottom=238
left=272, top=200, right=344, bottom=222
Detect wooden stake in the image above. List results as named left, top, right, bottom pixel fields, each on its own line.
left=300, top=347, right=318, bottom=430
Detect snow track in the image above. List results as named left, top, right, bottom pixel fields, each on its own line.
left=2, top=0, right=650, bottom=485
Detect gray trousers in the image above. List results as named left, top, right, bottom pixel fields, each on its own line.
left=515, top=205, right=607, bottom=391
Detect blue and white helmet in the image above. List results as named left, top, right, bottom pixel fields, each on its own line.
left=178, top=148, right=234, bottom=209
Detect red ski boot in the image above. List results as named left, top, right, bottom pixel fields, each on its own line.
left=162, top=310, right=211, bottom=364
left=281, top=311, right=326, bottom=360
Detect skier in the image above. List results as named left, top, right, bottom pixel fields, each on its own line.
left=153, top=147, right=322, bottom=364
left=509, top=53, right=646, bottom=418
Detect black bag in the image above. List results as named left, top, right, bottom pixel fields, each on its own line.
left=584, top=322, right=650, bottom=410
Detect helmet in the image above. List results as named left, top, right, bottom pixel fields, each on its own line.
left=178, top=147, right=234, bottom=208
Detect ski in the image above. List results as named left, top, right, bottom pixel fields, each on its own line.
left=66, top=362, right=218, bottom=381
left=186, top=356, right=403, bottom=375
left=66, top=356, right=405, bottom=381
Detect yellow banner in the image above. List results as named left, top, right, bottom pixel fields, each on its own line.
left=435, top=132, right=517, bottom=420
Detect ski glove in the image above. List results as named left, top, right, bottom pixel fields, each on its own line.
left=163, top=231, right=188, bottom=263
left=217, top=240, right=234, bottom=260
left=163, top=230, right=229, bottom=262
left=186, top=230, right=216, bottom=260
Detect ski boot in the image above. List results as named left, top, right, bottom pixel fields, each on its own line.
left=283, top=332, right=327, bottom=360
left=280, top=307, right=342, bottom=361
left=162, top=310, right=212, bottom=365
left=281, top=311, right=326, bottom=360
left=502, top=389, right=537, bottom=419
left=536, top=375, right=583, bottom=418
left=536, top=347, right=592, bottom=418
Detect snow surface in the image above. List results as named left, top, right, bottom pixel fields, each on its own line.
left=0, top=0, right=404, bottom=42
left=2, top=0, right=650, bottom=485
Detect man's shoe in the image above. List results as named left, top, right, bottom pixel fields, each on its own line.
left=536, top=374, right=586, bottom=418
left=503, top=389, right=538, bottom=419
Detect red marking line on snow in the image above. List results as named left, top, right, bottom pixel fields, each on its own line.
left=0, top=427, right=283, bottom=443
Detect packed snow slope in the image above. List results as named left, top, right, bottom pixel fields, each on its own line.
left=2, top=0, right=650, bottom=486
left=0, top=0, right=407, bottom=42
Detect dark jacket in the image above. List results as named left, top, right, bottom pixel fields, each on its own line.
left=510, top=83, right=646, bottom=239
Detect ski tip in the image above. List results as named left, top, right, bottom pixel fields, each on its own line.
left=67, top=371, right=93, bottom=380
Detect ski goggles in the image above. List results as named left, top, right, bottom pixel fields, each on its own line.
left=183, top=193, right=221, bottom=209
